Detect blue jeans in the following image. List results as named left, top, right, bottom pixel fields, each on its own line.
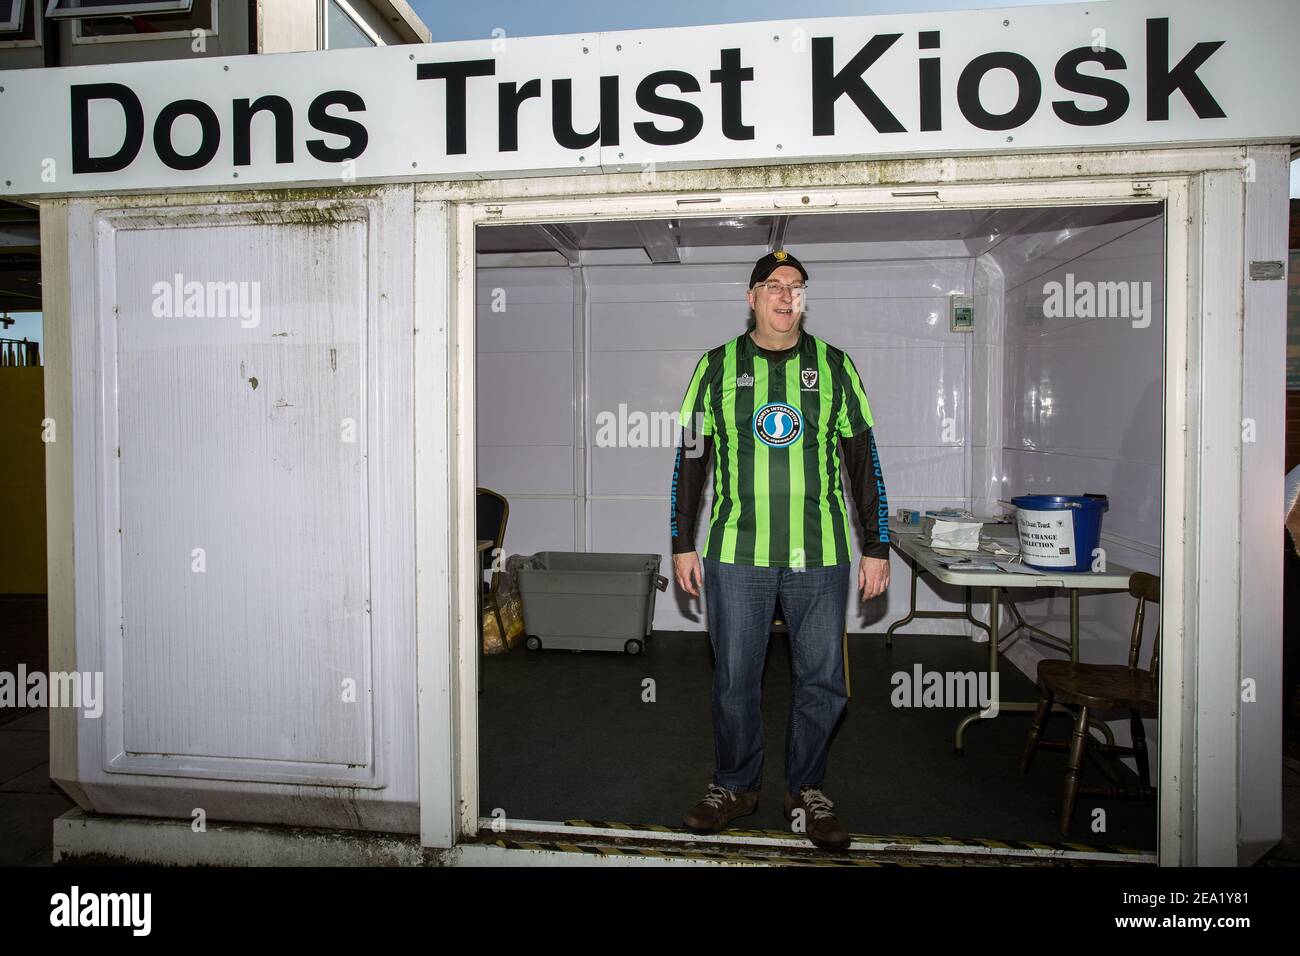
left=702, top=557, right=851, bottom=796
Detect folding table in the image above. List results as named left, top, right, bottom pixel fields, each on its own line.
left=882, top=519, right=1134, bottom=752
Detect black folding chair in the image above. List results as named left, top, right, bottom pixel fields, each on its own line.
left=476, top=488, right=509, bottom=693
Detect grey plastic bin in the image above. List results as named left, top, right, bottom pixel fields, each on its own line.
left=515, top=552, right=668, bottom=654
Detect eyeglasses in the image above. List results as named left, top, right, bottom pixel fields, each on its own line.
left=754, top=281, right=808, bottom=296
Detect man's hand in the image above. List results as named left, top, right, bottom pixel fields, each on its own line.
left=673, top=551, right=703, bottom=597
left=858, top=556, right=890, bottom=602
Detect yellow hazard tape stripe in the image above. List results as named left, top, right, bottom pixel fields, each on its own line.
left=560, top=820, right=1151, bottom=857
left=491, top=839, right=945, bottom=866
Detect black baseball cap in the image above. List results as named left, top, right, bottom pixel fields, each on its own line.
left=750, top=250, right=808, bottom=288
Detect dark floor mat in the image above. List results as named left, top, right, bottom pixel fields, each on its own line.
left=479, top=630, right=1159, bottom=849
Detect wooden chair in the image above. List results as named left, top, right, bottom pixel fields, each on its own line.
left=771, top=597, right=852, bottom=698
left=475, top=487, right=509, bottom=671
left=1020, top=572, right=1159, bottom=834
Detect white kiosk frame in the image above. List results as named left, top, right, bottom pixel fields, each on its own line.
left=405, top=145, right=1288, bottom=867
left=38, top=144, right=1289, bottom=869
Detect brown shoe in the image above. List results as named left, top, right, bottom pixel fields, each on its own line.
left=683, top=784, right=758, bottom=832
left=784, top=786, right=851, bottom=850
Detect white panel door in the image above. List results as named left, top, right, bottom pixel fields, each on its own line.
left=66, top=191, right=417, bottom=828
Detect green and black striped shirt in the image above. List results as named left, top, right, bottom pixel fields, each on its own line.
left=671, top=329, right=890, bottom=568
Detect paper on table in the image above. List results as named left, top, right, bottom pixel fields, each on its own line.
left=937, top=557, right=1001, bottom=571
left=992, top=559, right=1044, bottom=575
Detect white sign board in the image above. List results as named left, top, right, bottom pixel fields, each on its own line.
left=1, top=0, right=1297, bottom=197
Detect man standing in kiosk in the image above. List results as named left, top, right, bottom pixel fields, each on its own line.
left=669, top=250, right=891, bottom=850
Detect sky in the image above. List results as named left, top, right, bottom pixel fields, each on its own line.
left=1, top=312, right=41, bottom=345
left=406, top=0, right=1066, bottom=40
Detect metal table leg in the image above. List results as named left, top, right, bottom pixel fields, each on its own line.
left=1071, top=590, right=1080, bottom=663
left=956, top=586, right=1004, bottom=753
left=884, top=558, right=993, bottom=648
left=997, top=592, right=1071, bottom=655
left=954, top=584, right=1109, bottom=753
left=964, top=587, right=993, bottom=642
left=884, top=556, right=921, bottom=648
left=1066, top=590, right=1111, bottom=744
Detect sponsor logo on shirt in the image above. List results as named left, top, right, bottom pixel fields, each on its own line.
left=753, top=402, right=802, bottom=447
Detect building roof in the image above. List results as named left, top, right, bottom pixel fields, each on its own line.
left=373, top=0, right=432, bottom=45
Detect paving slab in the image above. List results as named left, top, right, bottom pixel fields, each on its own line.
left=0, top=792, right=78, bottom=866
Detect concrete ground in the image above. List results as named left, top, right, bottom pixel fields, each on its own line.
left=0, top=595, right=77, bottom=866
left=0, top=708, right=75, bottom=866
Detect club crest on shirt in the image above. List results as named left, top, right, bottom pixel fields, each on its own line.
left=753, top=402, right=802, bottom=447
left=736, top=372, right=754, bottom=388
left=800, top=368, right=818, bottom=390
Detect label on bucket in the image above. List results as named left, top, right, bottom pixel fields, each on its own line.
left=1016, top=509, right=1076, bottom=567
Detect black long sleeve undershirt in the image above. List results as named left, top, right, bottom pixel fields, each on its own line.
left=669, top=426, right=890, bottom=560
left=670, top=433, right=713, bottom=555
left=842, top=426, right=891, bottom=560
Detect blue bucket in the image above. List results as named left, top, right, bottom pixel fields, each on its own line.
left=1010, top=494, right=1109, bottom=572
